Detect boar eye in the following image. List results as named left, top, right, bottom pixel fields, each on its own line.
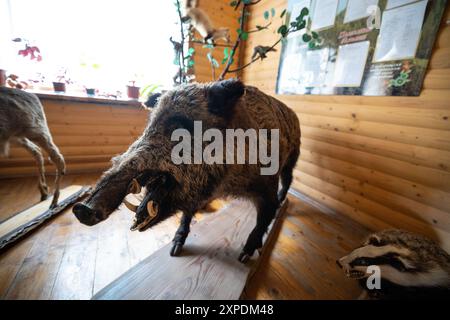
left=164, top=115, right=194, bottom=134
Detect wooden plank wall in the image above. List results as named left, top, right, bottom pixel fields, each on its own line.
left=0, top=99, right=148, bottom=177
left=193, top=0, right=241, bottom=82
left=241, top=1, right=450, bottom=250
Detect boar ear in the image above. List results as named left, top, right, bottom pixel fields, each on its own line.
left=207, top=79, right=245, bottom=118
left=144, top=93, right=162, bottom=109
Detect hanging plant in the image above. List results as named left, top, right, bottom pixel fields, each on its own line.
left=13, top=38, right=42, bottom=62
left=218, top=1, right=312, bottom=80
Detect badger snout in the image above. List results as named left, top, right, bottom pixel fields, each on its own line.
left=337, top=255, right=368, bottom=279
left=73, top=203, right=104, bottom=226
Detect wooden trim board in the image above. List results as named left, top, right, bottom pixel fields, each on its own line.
left=93, top=199, right=288, bottom=300
left=0, top=185, right=91, bottom=250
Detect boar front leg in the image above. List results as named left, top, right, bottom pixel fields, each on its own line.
left=170, top=212, right=194, bottom=256
left=239, top=181, right=279, bottom=264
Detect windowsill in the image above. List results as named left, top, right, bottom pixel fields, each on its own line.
left=29, top=90, right=143, bottom=108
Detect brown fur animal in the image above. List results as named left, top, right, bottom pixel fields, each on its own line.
left=0, top=87, right=66, bottom=207
left=73, top=79, right=300, bottom=262
left=182, top=0, right=230, bottom=43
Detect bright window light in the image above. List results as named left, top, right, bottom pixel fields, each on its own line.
left=0, top=0, right=179, bottom=95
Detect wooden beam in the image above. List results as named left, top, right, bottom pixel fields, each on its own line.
left=0, top=185, right=91, bottom=250
left=93, top=199, right=288, bottom=300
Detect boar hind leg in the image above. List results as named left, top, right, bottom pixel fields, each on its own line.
left=278, top=149, right=300, bottom=204
left=170, top=212, right=193, bottom=257
left=239, top=184, right=279, bottom=263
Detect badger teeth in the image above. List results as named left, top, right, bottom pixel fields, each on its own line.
left=346, top=270, right=366, bottom=279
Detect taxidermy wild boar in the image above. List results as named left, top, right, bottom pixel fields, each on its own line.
left=73, top=79, right=300, bottom=262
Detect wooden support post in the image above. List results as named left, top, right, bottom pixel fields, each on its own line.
left=93, top=199, right=288, bottom=300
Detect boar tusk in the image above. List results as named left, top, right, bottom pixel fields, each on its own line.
left=127, top=179, right=142, bottom=195
left=147, top=201, right=158, bottom=218
left=130, top=218, right=139, bottom=231
left=123, top=198, right=137, bottom=212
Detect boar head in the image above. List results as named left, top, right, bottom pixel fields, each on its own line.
left=73, top=79, right=245, bottom=227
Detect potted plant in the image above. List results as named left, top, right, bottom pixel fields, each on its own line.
left=140, top=83, right=162, bottom=108
left=85, top=87, right=96, bottom=96
left=13, top=38, right=42, bottom=62
left=53, top=68, right=71, bottom=93
left=6, top=38, right=43, bottom=88
left=80, top=59, right=100, bottom=96
left=0, top=69, right=6, bottom=86
left=127, top=80, right=140, bottom=99
left=140, top=83, right=162, bottom=100
left=6, top=74, right=28, bottom=89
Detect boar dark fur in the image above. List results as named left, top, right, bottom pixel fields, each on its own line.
left=73, top=79, right=300, bottom=262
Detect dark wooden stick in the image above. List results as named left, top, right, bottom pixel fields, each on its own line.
left=175, top=0, right=187, bottom=84
left=227, top=37, right=284, bottom=73
left=0, top=186, right=91, bottom=251
left=219, top=0, right=282, bottom=80
left=219, top=3, right=247, bottom=80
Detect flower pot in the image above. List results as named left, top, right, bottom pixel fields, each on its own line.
left=0, top=69, right=6, bottom=87
left=127, top=85, right=140, bottom=99
left=53, top=82, right=66, bottom=93
left=85, top=88, right=96, bottom=96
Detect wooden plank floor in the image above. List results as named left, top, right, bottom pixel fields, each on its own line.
left=94, top=200, right=287, bottom=300
left=0, top=174, right=371, bottom=299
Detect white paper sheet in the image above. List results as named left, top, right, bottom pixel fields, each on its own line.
left=373, top=0, right=427, bottom=62
left=333, top=41, right=370, bottom=87
left=386, top=0, right=421, bottom=10
left=302, top=48, right=329, bottom=87
left=277, top=45, right=305, bottom=92
left=311, top=0, right=339, bottom=31
left=344, top=0, right=379, bottom=23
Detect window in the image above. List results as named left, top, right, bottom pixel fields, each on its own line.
left=0, top=0, right=179, bottom=96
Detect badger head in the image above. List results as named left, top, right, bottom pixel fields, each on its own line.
left=337, top=230, right=450, bottom=289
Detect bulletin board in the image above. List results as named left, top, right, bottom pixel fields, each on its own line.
left=276, top=0, right=447, bottom=96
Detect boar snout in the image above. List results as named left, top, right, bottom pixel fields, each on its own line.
left=73, top=203, right=104, bottom=226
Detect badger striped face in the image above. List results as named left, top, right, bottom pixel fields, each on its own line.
left=338, top=232, right=450, bottom=288
left=338, top=236, right=412, bottom=280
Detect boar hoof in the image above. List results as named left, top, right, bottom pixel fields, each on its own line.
left=170, top=243, right=183, bottom=257
left=238, top=252, right=251, bottom=264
